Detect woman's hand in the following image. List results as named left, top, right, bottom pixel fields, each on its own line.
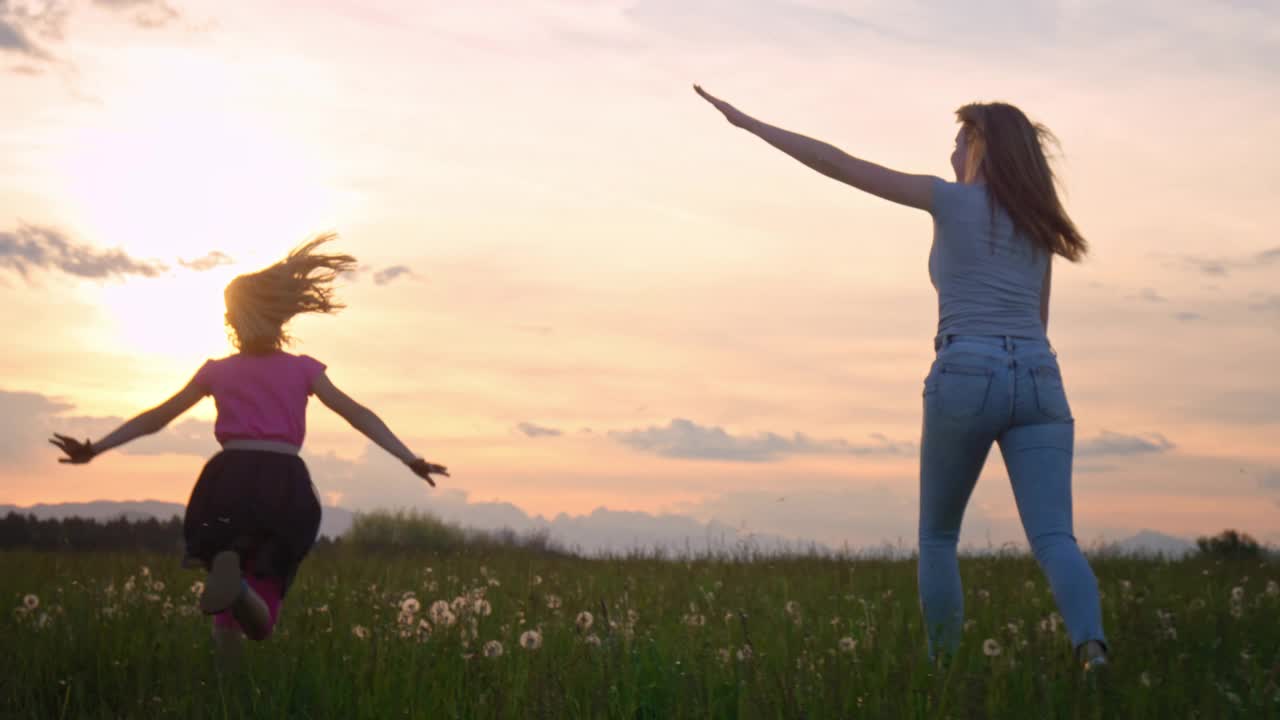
left=408, top=458, right=449, bottom=487
left=694, top=85, right=754, bottom=129
left=49, top=434, right=96, bottom=464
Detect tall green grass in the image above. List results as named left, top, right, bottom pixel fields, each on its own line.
left=3, top=539, right=1277, bottom=718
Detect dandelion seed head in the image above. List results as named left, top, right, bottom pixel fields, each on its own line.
left=736, top=646, right=753, bottom=661
left=22, top=594, right=39, bottom=610
left=1265, top=580, right=1278, bottom=597
left=190, top=581, right=204, bottom=596
left=983, top=638, right=1002, bottom=657
left=483, top=639, right=504, bottom=657
left=575, top=611, right=593, bottom=632
left=584, top=633, right=601, bottom=647
left=1230, top=586, right=1245, bottom=601
left=352, top=625, right=369, bottom=639
left=838, top=637, right=857, bottom=654
left=1140, top=671, right=1151, bottom=687
left=546, top=594, right=562, bottom=610
left=784, top=600, right=800, bottom=616
left=519, top=629, right=543, bottom=650
left=400, top=597, right=421, bottom=615
left=151, top=581, right=165, bottom=592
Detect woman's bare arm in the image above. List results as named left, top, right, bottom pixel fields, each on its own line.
left=694, top=85, right=937, bottom=211
left=50, top=381, right=206, bottom=463
left=311, top=372, right=447, bottom=486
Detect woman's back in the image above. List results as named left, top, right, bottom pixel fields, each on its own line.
left=195, top=351, right=326, bottom=447
left=929, top=178, right=1049, bottom=340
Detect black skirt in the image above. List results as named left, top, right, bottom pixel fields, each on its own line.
left=183, top=450, right=322, bottom=595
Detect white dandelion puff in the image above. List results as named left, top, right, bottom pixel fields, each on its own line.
left=546, top=595, right=562, bottom=610
left=838, top=637, right=857, bottom=654
left=1230, top=586, right=1245, bottom=602
left=472, top=599, right=492, bottom=617
left=983, top=638, right=1002, bottom=657
left=584, top=633, right=601, bottom=647
left=784, top=600, right=800, bottom=616
left=575, top=611, right=593, bottom=632
left=483, top=640, right=504, bottom=658
left=151, top=581, right=165, bottom=592
left=401, top=597, right=421, bottom=615
left=519, top=629, right=543, bottom=650
left=190, top=581, right=204, bottom=596
left=532, top=575, right=543, bottom=586
left=22, top=594, right=39, bottom=610
left=736, top=646, right=753, bottom=661
left=352, top=625, right=370, bottom=640
left=1140, top=671, right=1152, bottom=687
left=1265, top=580, right=1278, bottom=597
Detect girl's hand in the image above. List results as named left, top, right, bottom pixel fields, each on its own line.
left=694, top=84, right=754, bottom=129
left=49, top=433, right=96, bottom=464
left=408, top=458, right=449, bottom=487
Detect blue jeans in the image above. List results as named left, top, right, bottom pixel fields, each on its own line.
left=918, top=334, right=1106, bottom=655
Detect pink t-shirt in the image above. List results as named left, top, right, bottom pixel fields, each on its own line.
left=193, top=352, right=327, bottom=448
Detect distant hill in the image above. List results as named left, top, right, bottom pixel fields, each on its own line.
left=0, top=500, right=356, bottom=539
left=1105, top=529, right=1197, bottom=558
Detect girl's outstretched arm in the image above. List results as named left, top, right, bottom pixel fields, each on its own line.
left=50, top=380, right=207, bottom=463
left=311, top=372, right=448, bottom=487
left=694, top=85, right=937, bottom=211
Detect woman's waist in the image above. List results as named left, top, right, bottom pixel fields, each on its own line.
left=220, top=438, right=301, bottom=455
left=934, top=333, right=1052, bottom=350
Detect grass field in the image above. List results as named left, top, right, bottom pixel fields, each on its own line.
left=4, top=545, right=1278, bottom=719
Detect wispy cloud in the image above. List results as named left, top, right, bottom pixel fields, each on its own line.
left=1129, top=287, right=1166, bottom=303
left=372, top=265, right=414, bottom=286
left=1178, top=245, right=1280, bottom=277
left=178, top=251, right=233, bottom=272
left=516, top=422, right=562, bottom=438
left=0, top=225, right=167, bottom=280
left=1173, top=311, right=1202, bottom=322
left=92, top=0, right=180, bottom=30
left=609, top=418, right=913, bottom=462
left=1077, top=431, right=1175, bottom=458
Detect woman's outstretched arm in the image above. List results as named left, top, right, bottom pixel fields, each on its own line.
left=694, top=85, right=937, bottom=211
left=311, top=372, right=448, bottom=486
left=50, top=381, right=207, bottom=463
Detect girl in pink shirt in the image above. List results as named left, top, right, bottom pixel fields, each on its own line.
left=50, top=235, right=447, bottom=659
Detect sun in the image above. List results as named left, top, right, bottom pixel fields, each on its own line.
left=47, top=50, right=344, bottom=359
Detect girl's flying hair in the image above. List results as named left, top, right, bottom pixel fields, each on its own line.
left=223, top=233, right=357, bottom=354
left=955, top=102, right=1088, bottom=262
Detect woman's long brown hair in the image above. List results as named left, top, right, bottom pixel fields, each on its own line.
left=956, top=103, right=1088, bottom=262
left=223, top=233, right=358, bottom=354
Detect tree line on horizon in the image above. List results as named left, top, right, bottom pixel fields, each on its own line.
left=0, top=511, right=1273, bottom=561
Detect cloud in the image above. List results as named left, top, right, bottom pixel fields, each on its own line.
left=0, top=18, right=48, bottom=60
left=372, top=265, right=414, bottom=286
left=516, top=422, right=562, bottom=438
left=1249, top=295, right=1280, bottom=315
left=178, top=251, right=233, bottom=272
left=608, top=418, right=913, bottom=462
left=0, top=389, right=218, bottom=466
left=1129, top=288, right=1166, bottom=303
left=1179, top=245, right=1280, bottom=277
left=1261, top=471, right=1280, bottom=491
left=1077, top=431, right=1175, bottom=458
left=1173, top=311, right=1202, bottom=322
left=0, top=225, right=168, bottom=280
left=92, top=0, right=180, bottom=30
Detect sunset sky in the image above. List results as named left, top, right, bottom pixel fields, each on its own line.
left=2, top=0, right=1277, bottom=550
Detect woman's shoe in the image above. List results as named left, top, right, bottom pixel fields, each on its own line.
left=199, top=550, right=245, bottom=615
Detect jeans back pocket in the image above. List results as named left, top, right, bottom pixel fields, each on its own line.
left=935, top=364, right=993, bottom=418
left=1032, top=366, right=1072, bottom=420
